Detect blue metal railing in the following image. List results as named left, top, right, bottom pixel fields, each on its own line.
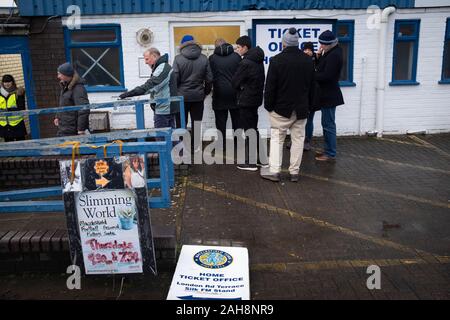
left=0, top=96, right=187, bottom=213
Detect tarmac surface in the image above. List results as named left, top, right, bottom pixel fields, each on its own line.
left=1, top=134, right=449, bottom=300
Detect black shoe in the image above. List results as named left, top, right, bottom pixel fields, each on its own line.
left=261, top=172, right=281, bottom=182
left=237, top=164, right=258, bottom=172
left=290, top=174, right=300, bottom=182
left=256, top=161, right=269, bottom=168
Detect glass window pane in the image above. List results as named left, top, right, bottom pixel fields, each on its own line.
left=443, top=41, right=450, bottom=80
left=339, top=42, right=349, bottom=81
left=394, top=41, right=415, bottom=81
left=398, top=23, right=415, bottom=37
left=70, top=29, right=117, bottom=43
left=71, top=47, right=121, bottom=86
left=337, top=24, right=350, bottom=38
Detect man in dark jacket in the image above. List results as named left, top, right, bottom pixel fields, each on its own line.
left=262, top=28, right=315, bottom=182
left=314, top=30, right=345, bottom=161
left=173, top=35, right=213, bottom=151
left=209, top=38, right=241, bottom=147
left=232, top=35, right=266, bottom=171
left=54, top=63, right=90, bottom=137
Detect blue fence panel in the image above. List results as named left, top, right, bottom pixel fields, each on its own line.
left=0, top=97, right=187, bottom=213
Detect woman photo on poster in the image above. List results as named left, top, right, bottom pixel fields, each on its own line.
left=124, top=156, right=146, bottom=189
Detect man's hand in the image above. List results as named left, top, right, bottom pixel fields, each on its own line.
left=77, top=131, right=85, bottom=135
left=317, top=47, right=324, bottom=57
left=54, top=118, right=59, bottom=127
left=119, top=92, right=131, bottom=100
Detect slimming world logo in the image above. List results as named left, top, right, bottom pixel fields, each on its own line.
left=194, top=250, right=233, bottom=269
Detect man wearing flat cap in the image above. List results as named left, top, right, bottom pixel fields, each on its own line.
left=54, top=62, right=90, bottom=136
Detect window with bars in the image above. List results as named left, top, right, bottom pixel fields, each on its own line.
left=336, top=20, right=355, bottom=87
left=64, top=25, right=125, bottom=92
left=440, top=18, right=450, bottom=84
left=390, top=20, right=420, bottom=86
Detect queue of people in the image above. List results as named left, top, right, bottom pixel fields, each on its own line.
left=1, top=29, right=344, bottom=184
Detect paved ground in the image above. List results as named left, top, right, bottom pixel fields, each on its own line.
left=1, top=134, right=449, bottom=300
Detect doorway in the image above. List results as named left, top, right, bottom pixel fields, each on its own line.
left=0, top=36, right=39, bottom=139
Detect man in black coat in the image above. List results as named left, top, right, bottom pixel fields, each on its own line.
left=54, top=63, right=90, bottom=137
left=314, top=30, right=345, bottom=161
left=209, top=38, right=241, bottom=147
left=232, top=35, right=266, bottom=171
left=262, top=28, right=315, bottom=182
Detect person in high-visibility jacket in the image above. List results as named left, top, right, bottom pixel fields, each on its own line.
left=0, top=74, right=27, bottom=142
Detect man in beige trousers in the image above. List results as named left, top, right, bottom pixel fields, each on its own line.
left=261, top=28, right=315, bottom=182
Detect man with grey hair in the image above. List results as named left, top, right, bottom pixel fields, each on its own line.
left=119, top=48, right=177, bottom=129
left=261, top=27, right=315, bottom=182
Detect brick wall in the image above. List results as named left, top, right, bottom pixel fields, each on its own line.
left=28, top=17, right=66, bottom=138
left=0, top=157, right=62, bottom=190
left=0, top=54, right=25, bottom=88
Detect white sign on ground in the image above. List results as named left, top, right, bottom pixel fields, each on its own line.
left=167, top=245, right=250, bottom=300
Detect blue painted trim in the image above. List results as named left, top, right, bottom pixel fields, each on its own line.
left=18, top=0, right=416, bottom=17
left=0, top=197, right=170, bottom=212
left=337, top=20, right=355, bottom=85
left=441, top=18, right=450, bottom=82
left=0, top=97, right=184, bottom=118
left=391, top=19, right=421, bottom=84
left=389, top=81, right=420, bottom=86
left=0, top=179, right=164, bottom=201
left=0, top=36, right=40, bottom=139
left=86, top=87, right=128, bottom=93
left=339, top=81, right=357, bottom=87
left=64, top=24, right=126, bottom=91
left=0, top=201, right=64, bottom=213
left=0, top=187, right=61, bottom=201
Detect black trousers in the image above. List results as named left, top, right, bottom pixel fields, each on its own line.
left=239, top=106, right=261, bottom=164
left=176, top=101, right=204, bottom=149
left=214, top=108, right=240, bottom=138
left=4, top=136, right=26, bottom=142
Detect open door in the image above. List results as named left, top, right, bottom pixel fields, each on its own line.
left=0, top=36, right=39, bottom=139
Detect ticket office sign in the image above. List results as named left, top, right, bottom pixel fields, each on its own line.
left=167, top=245, right=250, bottom=300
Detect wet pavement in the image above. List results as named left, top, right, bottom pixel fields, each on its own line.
left=1, top=134, right=449, bottom=300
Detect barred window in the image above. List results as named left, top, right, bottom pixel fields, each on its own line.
left=64, top=25, right=125, bottom=92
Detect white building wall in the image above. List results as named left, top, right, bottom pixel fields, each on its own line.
left=63, top=7, right=450, bottom=136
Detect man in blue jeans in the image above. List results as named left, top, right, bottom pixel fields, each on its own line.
left=314, top=30, right=345, bottom=161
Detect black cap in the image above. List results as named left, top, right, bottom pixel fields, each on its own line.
left=2, top=74, right=14, bottom=83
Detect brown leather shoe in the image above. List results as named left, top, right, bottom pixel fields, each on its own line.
left=314, top=149, right=325, bottom=156
left=315, top=154, right=336, bottom=162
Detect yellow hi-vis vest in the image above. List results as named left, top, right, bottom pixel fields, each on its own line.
left=0, top=93, right=24, bottom=127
